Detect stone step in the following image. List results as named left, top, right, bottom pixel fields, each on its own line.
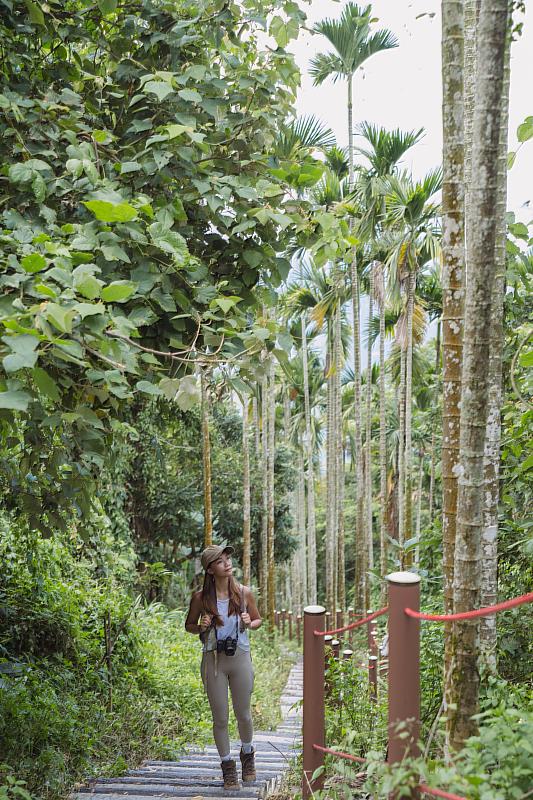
left=78, top=785, right=261, bottom=798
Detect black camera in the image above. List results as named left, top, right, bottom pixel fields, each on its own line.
left=217, top=636, right=238, bottom=656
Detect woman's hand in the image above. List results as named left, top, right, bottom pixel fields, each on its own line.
left=199, top=613, right=213, bottom=632
left=241, top=612, right=252, bottom=629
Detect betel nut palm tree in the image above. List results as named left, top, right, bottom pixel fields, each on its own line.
left=310, top=2, right=398, bottom=614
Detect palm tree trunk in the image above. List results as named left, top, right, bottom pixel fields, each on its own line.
left=415, top=452, right=424, bottom=566
left=366, top=265, right=375, bottom=577
left=302, top=315, right=317, bottom=604
left=397, top=345, right=406, bottom=558
left=403, top=269, right=415, bottom=565
left=326, top=332, right=336, bottom=614
left=379, top=270, right=388, bottom=605
left=336, top=301, right=345, bottom=612
left=252, top=394, right=260, bottom=460
left=441, top=0, right=466, bottom=733
left=351, top=259, right=365, bottom=614
left=449, top=0, right=509, bottom=751
left=260, top=365, right=269, bottom=616
left=201, top=369, right=213, bottom=547
left=267, top=358, right=276, bottom=629
left=242, top=394, right=251, bottom=586
left=428, top=320, right=441, bottom=523
left=348, top=75, right=365, bottom=615
left=481, top=1, right=511, bottom=672
left=298, top=441, right=308, bottom=608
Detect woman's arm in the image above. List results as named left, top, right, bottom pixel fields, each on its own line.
left=185, top=593, right=209, bottom=634
left=242, top=587, right=262, bottom=631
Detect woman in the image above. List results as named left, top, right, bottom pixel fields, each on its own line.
left=185, top=544, right=262, bottom=790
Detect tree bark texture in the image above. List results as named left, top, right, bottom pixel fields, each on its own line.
left=366, top=264, right=374, bottom=575
left=397, top=345, right=406, bottom=555
left=267, top=358, right=276, bottom=629
left=242, top=394, right=251, bottom=586
left=378, top=266, right=388, bottom=605
left=403, top=269, right=415, bottom=565
left=260, top=365, right=269, bottom=616
left=351, top=259, right=366, bottom=614
left=201, top=369, right=213, bottom=547
left=335, top=301, right=345, bottom=611
left=449, top=0, right=509, bottom=751
left=480, top=0, right=511, bottom=670
left=325, top=334, right=336, bottom=614
left=302, top=315, right=317, bottom=604
left=441, top=0, right=466, bottom=732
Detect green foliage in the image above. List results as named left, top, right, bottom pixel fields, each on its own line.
left=0, top=516, right=292, bottom=799
left=0, top=0, right=331, bottom=527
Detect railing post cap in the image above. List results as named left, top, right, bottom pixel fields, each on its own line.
left=343, top=649, right=353, bottom=656
left=304, top=604, right=326, bottom=615
left=386, top=570, right=421, bottom=585
left=332, top=639, right=340, bottom=646
left=369, top=655, right=378, bottom=661
left=324, top=634, right=334, bottom=642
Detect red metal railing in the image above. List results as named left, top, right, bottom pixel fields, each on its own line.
left=302, top=572, right=533, bottom=799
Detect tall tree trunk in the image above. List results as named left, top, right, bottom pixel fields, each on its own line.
left=352, top=260, right=365, bottom=614
left=415, top=451, right=424, bottom=566
left=302, top=315, right=317, bottom=603
left=336, top=301, right=345, bottom=612
left=260, top=364, right=269, bottom=616
left=428, top=320, right=441, bottom=524
left=378, top=266, right=388, bottom=605
left=242, top=394, right=251, bottom=586
left=252, top=394, right=260, bottom=460
left=366, top=264, right=374, bottom=578
left=348, top=75, right=365, bottom=615
left=441, top=0, right=466, bottom=732
left=403, top=270, right=415, bottom=566
left=298, top=442, right=308, bottom=609
left=325, top=332, right=336, bottom=614
left=267, top=358, right=276, bottom=629
left=449, top=0, right=509, bottom=751
left=480, top=0, right=511, bottom=671
left=201, top=369, right=213, bottom=547
left=397, top=346, right=406, bottom=558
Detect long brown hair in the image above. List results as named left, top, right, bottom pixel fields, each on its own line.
left=201, top=572, right=242, bottom=626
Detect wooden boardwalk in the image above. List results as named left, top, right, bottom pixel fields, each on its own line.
left=75, top=658, right=302, bottom=800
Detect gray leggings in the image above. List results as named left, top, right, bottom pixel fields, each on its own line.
left=201, top=648, right=255, bottom=757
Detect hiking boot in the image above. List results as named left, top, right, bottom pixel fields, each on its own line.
left=221, top=758, right=239, bottom=790
left=240, top=746, right=256, bottom=782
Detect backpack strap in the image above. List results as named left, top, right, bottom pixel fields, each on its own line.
left=239, top=584, right=246, bottom=632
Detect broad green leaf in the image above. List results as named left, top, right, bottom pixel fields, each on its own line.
left=159, top=377, right=181, bottom=400
left=519, top=452, right=533, bottom=472
left=3, top=351, right=39, bottom=372
left=101, top=281, right=137, bottom=302
left=74, top=302, right=106, bottom=318
left=166, top=124, right=188, bottom=139
left=0, top=390, right=32, bottom=411
left=507, top=151, right=516, bottom=170
left=136, top=380, right=162, bottom=396
left=84, top=200, right=138, bottom=223
left=143, top=81, right=174, bottom=102
left=45, top=303, right=76, bottom=333
left=24, top=0, right=45, bottom=25
left=178, top=88, right=202, bottom=103
left=120, top=161, right=141, bottom=174
left=243, top=249, right=263, bottom=268
left=519, top=349, right=533, bottom=368
left=75, top=275, right=102, bottom=300
left=32, top=367, right=60, bottom=401
left=214, top=296, right=241, bottom=314
left=148, top=222, right=189, bottom=261
left=269, top=15, right=299, bottom=48
left=174, top=375, right=200, bottom=411
left=517, top=116, right=533, bottom=143
left=21, top=253, right=47, bottom=273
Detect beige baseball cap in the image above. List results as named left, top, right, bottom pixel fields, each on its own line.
left=200, top=544, right=235, bottom=571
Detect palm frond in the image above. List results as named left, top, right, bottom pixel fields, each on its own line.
left=309, top=51, right=346, bottom=85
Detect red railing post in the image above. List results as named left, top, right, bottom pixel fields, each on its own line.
left=387, top=571, right=421, bottom=767
left=275, top=609, right=279, bottom=630
left=336, top=608, right=343, bottom=635
left=288, top=610, right=293, bottom=640
left=303, top=605, right=325, bottom=798
left=281, top=608, right=287, bottom=637
left=342, top=648, right=353, bottom=661
left=332, top=638, right=340, bottom=660
left=347, top=607, right=354, bottom=646
left=296, top=614, right=302, bottom=647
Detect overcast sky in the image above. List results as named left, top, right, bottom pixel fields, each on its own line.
left=291, top=0, right=532, bottom=220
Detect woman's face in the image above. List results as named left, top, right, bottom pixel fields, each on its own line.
left=208, top=552, right=233, bottom=578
